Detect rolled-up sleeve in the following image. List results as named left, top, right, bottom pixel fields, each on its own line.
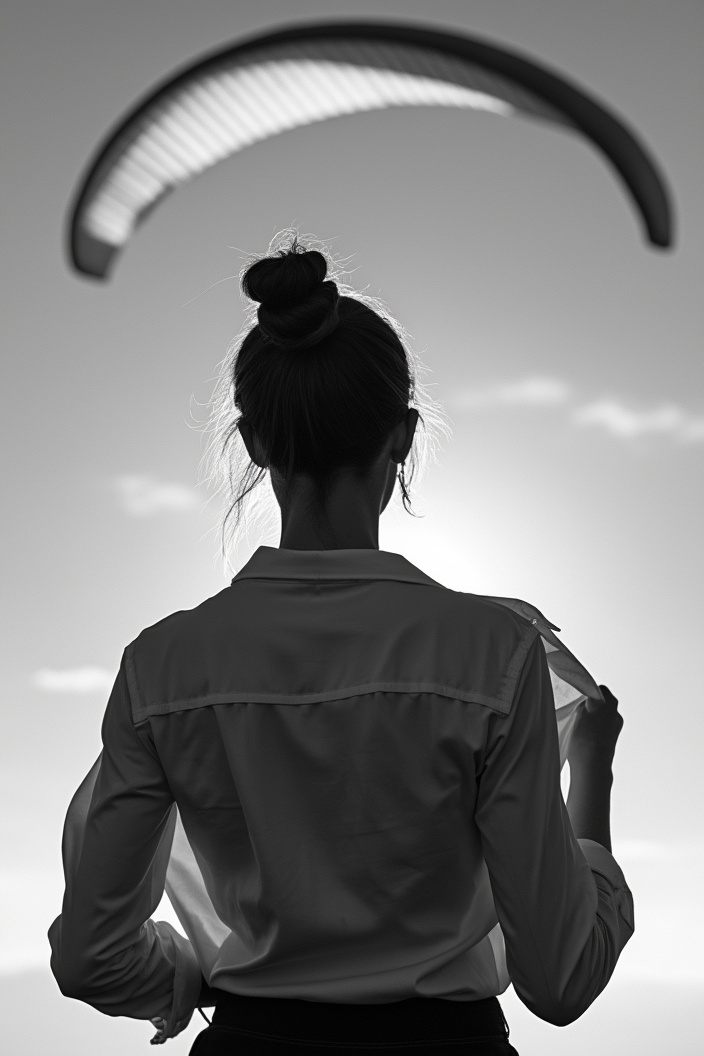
left=47, top=644, right=202, bottom=1039
left=475, top=630, right=635, bottom=1026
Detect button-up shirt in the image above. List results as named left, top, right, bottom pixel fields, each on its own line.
left=48, top=546, right=634, bottom=1039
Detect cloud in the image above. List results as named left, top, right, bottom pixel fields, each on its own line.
left=31, top=666, right=115, bottom=693
left=570, top=399, right=704, bottom=443
left=450, top=376, right=573, bottom=409
left=449, top=376, right=704, bottom=444
left=112, top=474, right=202, bottom=516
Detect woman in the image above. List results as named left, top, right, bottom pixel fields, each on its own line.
left=48, top=232, right=632, bottom=1055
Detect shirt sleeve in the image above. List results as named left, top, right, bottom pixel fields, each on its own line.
left=47, top=644, right=203, bottom=1040
left=474, top=629, right=635, bottom=1026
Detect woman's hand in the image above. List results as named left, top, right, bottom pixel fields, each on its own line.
left=149, top=1010, right=193, bottom=1045
left=567, top=684, right=624, bottom=772
left=149, top=1016, right=167, bottom=1045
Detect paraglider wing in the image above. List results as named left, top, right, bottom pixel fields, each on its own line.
left=68, top=19, right=674, bottom=279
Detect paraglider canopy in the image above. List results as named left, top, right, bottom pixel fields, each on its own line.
left=68, top=19, right=674, bottom=280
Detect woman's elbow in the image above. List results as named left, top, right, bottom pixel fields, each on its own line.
left=517, top=990, right=589, bottom=1028
left=50, top=954, right=94, bottom=1000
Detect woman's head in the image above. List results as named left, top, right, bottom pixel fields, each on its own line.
left=197, top=228, right=452, bottom=571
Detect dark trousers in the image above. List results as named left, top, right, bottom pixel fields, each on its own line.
left=188, top=989, right=520, bottom=1055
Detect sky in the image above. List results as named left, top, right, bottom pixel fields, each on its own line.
left=1, top=0, right=703, bottom=1052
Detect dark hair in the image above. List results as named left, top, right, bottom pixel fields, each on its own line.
left=195, top=228, right=451, bottom=573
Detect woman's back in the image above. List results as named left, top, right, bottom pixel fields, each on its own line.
left=53, top=544, right=633, bottom=1026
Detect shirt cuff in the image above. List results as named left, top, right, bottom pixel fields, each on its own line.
left=577, top=838, right=635, bottom=933
left=159, top=923, right=204, bottom=1040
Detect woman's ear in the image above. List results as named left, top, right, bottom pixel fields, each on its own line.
left=394, top=407, right=419, bottom=463
left=239, top=420, right=267, bottom=468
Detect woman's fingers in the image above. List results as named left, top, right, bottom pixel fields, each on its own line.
left=150, top=1016, right=166, bottom=1045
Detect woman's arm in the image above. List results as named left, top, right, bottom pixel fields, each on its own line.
left=564, top=685, right=623, bottom=853
left=565, top=759, right=613, bottom=852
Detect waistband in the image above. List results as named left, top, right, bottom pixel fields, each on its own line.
left=208, top=990, right=510, bottom=1045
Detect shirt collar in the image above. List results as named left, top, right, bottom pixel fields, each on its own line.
left=228, top=547, right=602, bottom=703
left=231, top=545, right=445, bottom=588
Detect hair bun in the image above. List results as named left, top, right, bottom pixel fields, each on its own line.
left=242, top=243, right=339, bottom=348
left=243, top=247, right=327, bottom=309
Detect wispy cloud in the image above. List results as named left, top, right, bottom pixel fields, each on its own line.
left=570, top=399, right=704, bottom=442
left=112, top=473, right=202, bottom=516
left=449, top=376, right=704, bottom=444
left=31, top=666, right=114, bottom=693
left=450, top=376, right=573, bottom=409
